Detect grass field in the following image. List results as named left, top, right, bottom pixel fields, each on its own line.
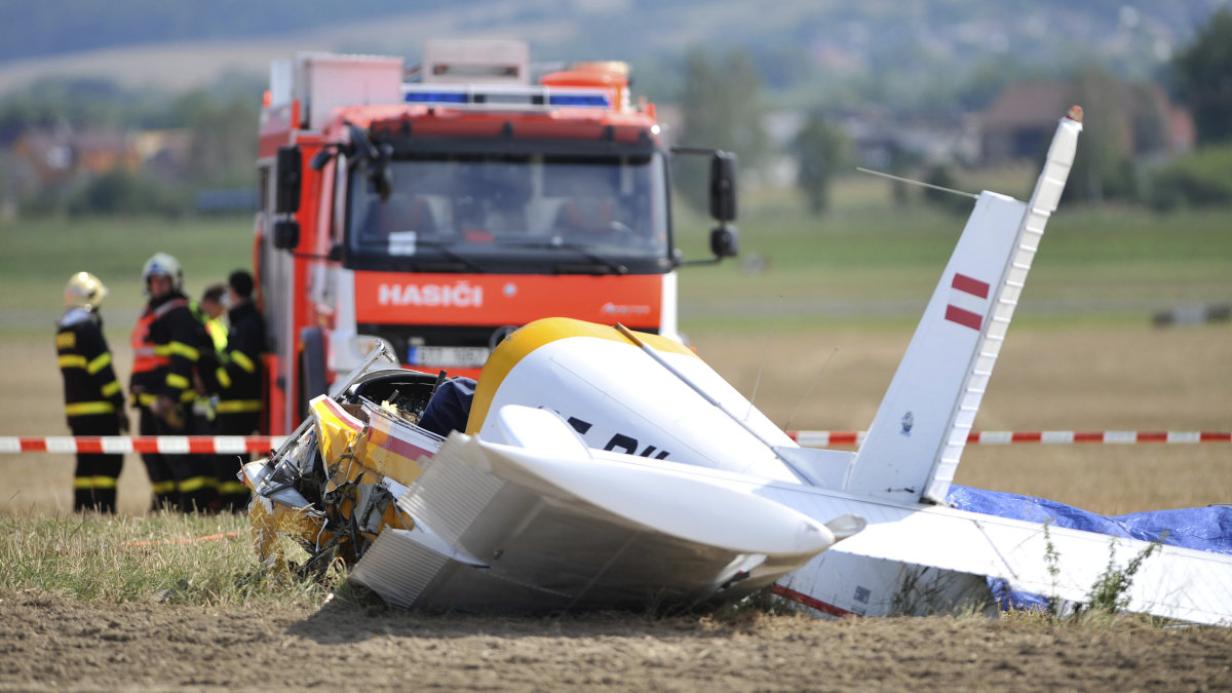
left=675, top=178, right=1232, bottom=329
left=0, top=512, right=325, bottom=608
left=0, top=216, right=255, bottom=336
left=4, top=180, right=1232, bottom=332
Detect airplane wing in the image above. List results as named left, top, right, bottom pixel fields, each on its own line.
left=350, top=406, right=839, bottom=612
left=756, top=481, right=1232, bottom=626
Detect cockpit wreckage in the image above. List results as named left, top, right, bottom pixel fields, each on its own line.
left=244, top=111, right=1232, bottom=625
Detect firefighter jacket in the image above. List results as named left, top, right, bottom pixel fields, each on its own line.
left=208, top=301, right=266, bottom=416
left=56, top=307, right=125, bottom=422
left=189, top=303, right=226, bottom=418
left=129, top=292, right=210, bottom=409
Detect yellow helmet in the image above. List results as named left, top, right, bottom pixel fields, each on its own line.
left=64, top=272, right=109, bottom=309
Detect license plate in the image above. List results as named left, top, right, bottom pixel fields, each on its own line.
left=408, top=345, right=491, bottom=368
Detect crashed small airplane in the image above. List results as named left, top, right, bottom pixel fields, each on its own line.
left=245, top=109, right=1232, bottom=625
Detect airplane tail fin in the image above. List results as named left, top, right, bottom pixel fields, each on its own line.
left=844, top=110, right=1083, bottom=504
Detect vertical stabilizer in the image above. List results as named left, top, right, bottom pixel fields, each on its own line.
left=844, top=112, right=1082, bottom=504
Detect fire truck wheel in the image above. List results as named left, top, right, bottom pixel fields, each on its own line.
left=299, top=327, right=328, bottom=418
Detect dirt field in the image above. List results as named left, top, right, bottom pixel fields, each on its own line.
left=1, top=590, right=1229, bottom=692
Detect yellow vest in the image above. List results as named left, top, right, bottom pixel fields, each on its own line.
left=205, top=317, right=227, bottom=353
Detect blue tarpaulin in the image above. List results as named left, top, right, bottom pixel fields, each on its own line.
left=946, top=484, right=1232, bottom=610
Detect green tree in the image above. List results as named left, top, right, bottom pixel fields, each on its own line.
left=66, top=170, right=184, bottom=216
left=676, top=49, right=768, bottom=211
left=1174, top=9, right=1232, bottom=145
left=792, top=112, right=846, bottom=215
left=173, top=79, right=260, bottom=187
left=1148, top=143, right=1232, bottom=210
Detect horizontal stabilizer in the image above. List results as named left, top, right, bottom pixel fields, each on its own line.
left=773, top=446, right=853, bottom=488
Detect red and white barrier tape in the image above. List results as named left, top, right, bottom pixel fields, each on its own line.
left=788, top=430, right=1232, bottom=447
left=0, top=436, right=288, bottom=455
left=1, top=431, right=1230, bottom=454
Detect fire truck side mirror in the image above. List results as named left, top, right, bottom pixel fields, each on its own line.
left=272, top=220, right=300, bottom=251
left=709, top=151, right=737, bottom=223
left=669, top=146, right=742, bottom=267
left=709, top=225, right=739, bottom=258
left=275, top=146, right=302, bottom=215
left=310, top=149, right=334, bottom=171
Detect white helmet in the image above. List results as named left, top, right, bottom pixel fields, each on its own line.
left=142, top=252, right=183, bottom=293
left=64, top=272, right=108, bottom=309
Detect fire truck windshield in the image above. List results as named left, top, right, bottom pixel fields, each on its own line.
left=344, top=150, right=670, bottom=274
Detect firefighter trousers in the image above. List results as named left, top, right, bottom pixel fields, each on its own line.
left=140, top=407, right=219, bottom=513
left=213, top=411, right=258, bottom=513
left=68, top=413, right=122, bottom=513
left=139, top=407, right=177, bottom=510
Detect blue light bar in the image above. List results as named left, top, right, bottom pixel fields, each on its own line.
left=404, top=91, right=468, bottom=104
left=547, top=94, right=610, bottom=107
left=401, top=85, right=613, bottom=109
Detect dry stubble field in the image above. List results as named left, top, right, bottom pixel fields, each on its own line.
left=2, top=324, right=1230, bottom=690
left=2, top=323, right=1229, bottom=515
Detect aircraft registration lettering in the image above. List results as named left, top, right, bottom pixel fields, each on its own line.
left=565, top=414, right=671, bottom=460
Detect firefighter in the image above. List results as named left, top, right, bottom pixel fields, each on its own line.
left=192, top=283, right=229, bottom=489
left=130, top=253, right=217, bottom=512
left=56, top=272, right=128, bottom=513
left=208, top=270, right=265, bottom=511
left=198, top=285, right=228, bottom=352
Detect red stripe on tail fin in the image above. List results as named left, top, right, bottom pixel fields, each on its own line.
left=951, top=273, right=990, bottom=298
left=944, top=305, right=983, bottom=331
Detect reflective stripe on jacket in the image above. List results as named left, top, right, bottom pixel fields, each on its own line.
left=57, top=307, right=124, bottom=420
left=129, top=295, right=209, bottom=409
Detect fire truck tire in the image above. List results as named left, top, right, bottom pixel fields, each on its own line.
left=299, top=327, right=328, bottom=417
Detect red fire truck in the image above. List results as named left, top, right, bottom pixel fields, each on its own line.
left=255, top=40, right=739, bottom=434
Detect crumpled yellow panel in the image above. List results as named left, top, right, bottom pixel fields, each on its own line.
left=356, top=435, right=423, bottom=486
left=312, top=396, right=362, bottom=469
left=305, top=395, right=420, bottom=557
left=311, top=395, right=424, bottom=488
left=249, top=496, right=327, bottom=565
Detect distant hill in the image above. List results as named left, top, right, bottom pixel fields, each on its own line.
left=0, top=0, right=455, bottom=62
left=0, top=0, right=1225, bottom=108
